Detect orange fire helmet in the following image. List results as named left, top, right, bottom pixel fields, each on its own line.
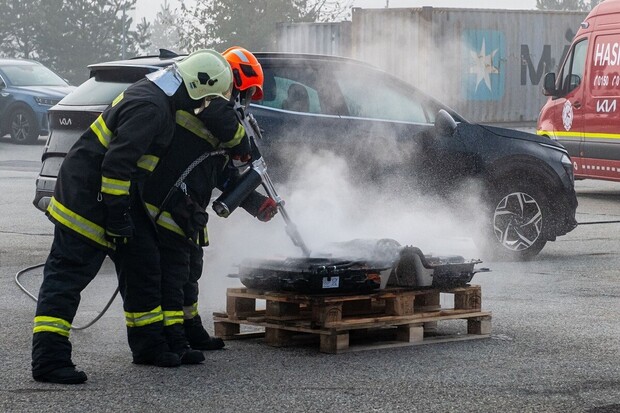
left=222, top=46, right=264, bottom=100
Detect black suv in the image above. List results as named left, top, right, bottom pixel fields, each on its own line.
left=34, top=50, right=578, bottom=260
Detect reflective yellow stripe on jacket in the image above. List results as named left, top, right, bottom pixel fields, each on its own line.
left=90, top=114, right=113, bottom=148
left=101, top=176, right=130, bottom=196
left=137, top=154, right=160, bottom=172
left=219, top=123, right=245, bottom=149
left=163, top=310, right=184, bottom=327
left=175, top=110, right=220, bottom=148
left=112, top=92, right=124, bottom=107
left=47, top=196, right=114, bottom=249
left=183, top=302, right=199, bottom=319
left=33, top=316, right=71, bottom=337
left=125, top=306, right=163, bottom=327
left=198, top=226, right=209, bottom=247
left=145, top=203, right=185, bottom=237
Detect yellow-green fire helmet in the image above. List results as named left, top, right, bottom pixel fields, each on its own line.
left=176, top=49, right=233, bottom=100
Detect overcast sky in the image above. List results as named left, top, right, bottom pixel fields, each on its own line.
left=134, top=0, right=539, bottom=23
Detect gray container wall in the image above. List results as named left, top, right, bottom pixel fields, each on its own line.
left=351, top=7, right=587, bottom=123
left=276, top=22, right=352, bottom=57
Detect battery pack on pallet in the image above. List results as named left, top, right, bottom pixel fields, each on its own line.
left=238, top=257, right=390, bottom=294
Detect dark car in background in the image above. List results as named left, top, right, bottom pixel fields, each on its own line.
left=0, top=58, right=74, bottom=144
left=34, top=50, right=578, bottom=260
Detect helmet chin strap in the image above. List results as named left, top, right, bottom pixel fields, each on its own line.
left=194, top=98, right=210, bottom=115
left=238, top=88, right=253, bottom=110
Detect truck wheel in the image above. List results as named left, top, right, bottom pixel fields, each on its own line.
left=9, top=107, right=39, bottom=144
left=481, top=182, right=548, bottom=260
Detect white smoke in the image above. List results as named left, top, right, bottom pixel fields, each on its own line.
left=200, top=145, right=488, bottom=312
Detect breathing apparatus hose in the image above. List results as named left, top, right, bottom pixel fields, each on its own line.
left=15, top=262, right=120, bottom=331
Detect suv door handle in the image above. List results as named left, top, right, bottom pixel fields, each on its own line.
left=573, top=101, right=582, bottom=109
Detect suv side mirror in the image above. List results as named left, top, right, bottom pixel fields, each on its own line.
left=0, top=79, right=5, bottom=89
left=542, top=72, right=557, bottom=96
left=435, top=109, right=457, bottom=137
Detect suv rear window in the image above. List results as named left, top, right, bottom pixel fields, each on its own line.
left=60, top=67, right=154, bottom=106
left=60, top=78, right=130, bottom=106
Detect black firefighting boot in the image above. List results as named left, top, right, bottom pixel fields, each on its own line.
left=128, top=322, right=182, bottom=367
left=176, top=346, right=206, bottom=364
left=32, top=332, right=88, bottom=384
left=33, top=366, right=88, bottom=385
left=183, top=315, right=225, bottom=351
left=132, top=351, right=182, bottom=367
left=164, top=324, right=205, bottom=364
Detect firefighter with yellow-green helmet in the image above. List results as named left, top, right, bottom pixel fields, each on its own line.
left=32, top=49, right=233, bottom=384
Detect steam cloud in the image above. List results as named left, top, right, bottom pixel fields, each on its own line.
left=199, top=141, right=488, bottom=312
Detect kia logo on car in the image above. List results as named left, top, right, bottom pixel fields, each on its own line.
left=59, top=118, right=72, bottom=126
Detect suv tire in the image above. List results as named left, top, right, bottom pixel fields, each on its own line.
left=9, top=106, right=39, bottom=144
left=481, top=180, right=549, bottom=261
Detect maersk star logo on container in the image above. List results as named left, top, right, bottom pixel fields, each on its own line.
left=463, top=30, right=505, bottom=101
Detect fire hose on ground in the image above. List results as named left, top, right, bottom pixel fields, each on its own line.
left=15, top=261, right=120, bottom=330
left=576, top=219, right=620, bottom=225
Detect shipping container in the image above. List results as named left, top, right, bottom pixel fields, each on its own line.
left=276, top=8, right=587, bottom=123
left=351, top=7, right=587, bottom=123
left=276, top=21, right=351, bottom=57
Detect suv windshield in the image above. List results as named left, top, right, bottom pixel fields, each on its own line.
left=2, top=64, right=67, bottom=86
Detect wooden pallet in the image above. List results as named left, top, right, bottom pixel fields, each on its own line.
left=213, top=285, right=491, bottom=353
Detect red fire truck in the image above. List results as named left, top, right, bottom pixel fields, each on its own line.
left=538, top=0, right=620, bottom=181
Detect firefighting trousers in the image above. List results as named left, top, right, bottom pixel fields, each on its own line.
left=184, top=245, right=204, bottom=311
left=32, top=226, right=108, bottom=376
left=114, top=199, right=169, bottom=360
left=159, top=231, right=194, bottom=351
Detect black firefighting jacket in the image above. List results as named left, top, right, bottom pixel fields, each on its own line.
left=142, top=99, right=266, bottom=247
left=46, top=78, right=176, bottom=251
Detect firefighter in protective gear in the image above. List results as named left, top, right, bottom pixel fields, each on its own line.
left=183, top=47, right=269, bottom=351
left=31, top=49, right=233, bottom=384
left=142, top=47, right=273, bottom=352
left=142, top=105, right=275, bottom=355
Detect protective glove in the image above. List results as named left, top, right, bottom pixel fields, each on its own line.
left=229, top=135, right=252, bottom=164
left=256, top=198, right=278, bottom=222
left=105, top=211, right=134, bottom=245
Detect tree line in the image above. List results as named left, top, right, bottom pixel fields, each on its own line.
left=536, top=0, right=602, bottom=11
left=0, top=0, right=600, bottom=85
left=0, top=0, right=350, bottom=84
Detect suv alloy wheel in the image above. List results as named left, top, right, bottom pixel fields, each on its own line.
left=9, top=106, right=39, bottom=144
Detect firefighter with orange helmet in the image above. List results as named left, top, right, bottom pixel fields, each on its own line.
left=141, top=47, right=276, bottom=354
left=182, top=47, right=274, bottom=351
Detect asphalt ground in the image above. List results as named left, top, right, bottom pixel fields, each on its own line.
left=0, top=135, right=619, bottom=413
